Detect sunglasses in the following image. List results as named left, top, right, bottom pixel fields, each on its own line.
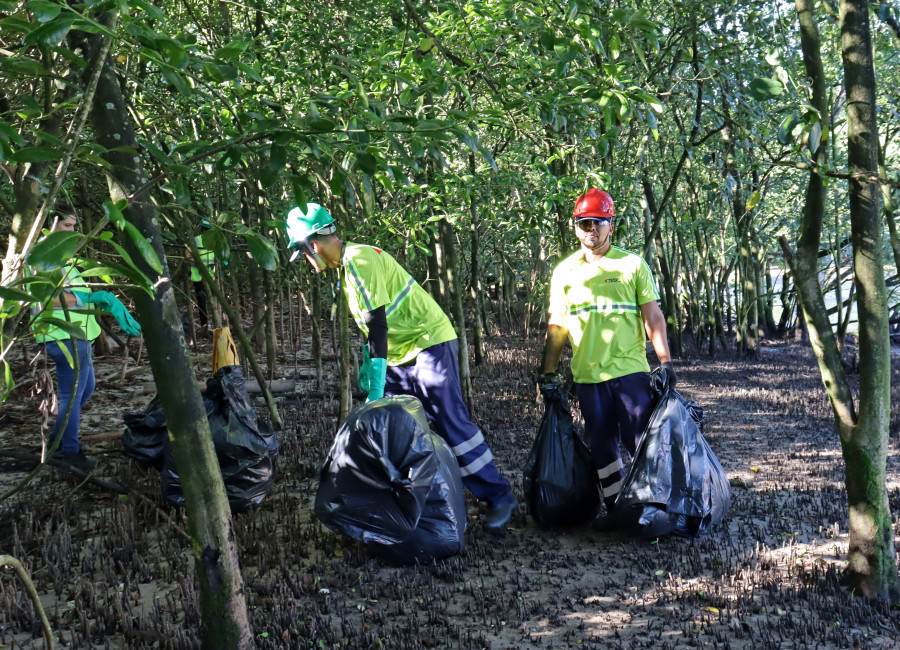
left=575, top=218, right=611, bottom=231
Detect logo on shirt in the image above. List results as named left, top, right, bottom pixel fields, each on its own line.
left=604, top=278, right=621, bottom=283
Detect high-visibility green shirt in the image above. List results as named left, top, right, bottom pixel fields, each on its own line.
left=190, top=234, right=215, bottom=282
left=33, top=264, right=101, bottom=344
left=548, top=246, right=660, bottom=383
left=342, top=243, right=457, bottom=366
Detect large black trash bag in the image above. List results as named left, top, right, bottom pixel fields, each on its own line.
left=315, top=396, right=466, bottom=564
left=122, top=396, right=168, bottom=469
left=523, top=381, right=600, bottom=528
left=614, top=371, right=730, bottom=539
left=125, top=365, right=279, bottom=513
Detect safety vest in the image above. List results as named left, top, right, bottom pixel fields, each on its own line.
left=341, top=243, right=456, bottom=365
left=32, top=264, right=101, bottom=344
left=548, top=246, right=660, bottom=383
left=190, top=234, right=215, bottom=282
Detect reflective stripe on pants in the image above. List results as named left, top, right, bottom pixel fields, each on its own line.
left=575, top=372, right=655, bottom=509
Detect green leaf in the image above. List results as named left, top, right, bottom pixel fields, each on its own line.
left=160, top=39, right=187, bottom=68
left=0, top=121, right=25, bottom=146
left=539, top=30, right=555, bottom=50
left=215, top=41, right=250, bottom=60
left=330, top=168, right=346, bottom=197
left=162, top=68, right=193, bottom=96
left=9, top=146, right=62, bottom=163
left=244, top=232, right=278, bottom=271
left=28, top=1, right=61, bottom=22
left=2, top=57, right=49, bottom=76
left=26, top=232, right=80, bottom=270
left=215, top=63, right=238, bottom=82
left=0, top=285, right=37, bottom=302
left=354, top=152, right=377, bottom=174
left=52, top=44, right=87, bottom=68
left=808, top=121, right=822, bottom=154
left=132, top=0, right=165, bottom=20
left=415, top=37, right=435, bottom=56
left=202, top=61, right=225, bottom=83
left=347, top=117, right=369, bottom=147
left=270, top=144, right=286, bottom=172
left=174, top=177, right=191, bottom=208
left=310, top=119, right=335, bottom=132
left=24, top=14, right=79, bottom=46
left=36, top=317, right=86, bottom=340
left=609, top=34, right=621, bottom=60
left=747, top=77, right=784, bottom=100
left=122, top=222, right=163, bottom=273
left=103, top=199, right=125, bottom=226
left=356, top=81, right=369, bottom=109
left=234, top=61, right=264, bottom=83
left=258, top=167, right=279, bottom=188
left=202, top=228, right=231, bottom=262
left=777, top=114, right=800, bottom=145
left=746, top=190, right=761, bottom=211
left=100, top=239, right=154, bottom=290
left=215, top=146, right=243, bottom=170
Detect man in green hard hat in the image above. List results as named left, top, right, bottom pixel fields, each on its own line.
left=285, top=202, right=518, bottom=530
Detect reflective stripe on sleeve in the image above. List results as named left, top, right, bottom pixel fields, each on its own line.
left=345, top=259, right=373, bottom=311
left=386, top=276, right=416, bottom=316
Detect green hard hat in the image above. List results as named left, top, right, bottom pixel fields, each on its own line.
left=285, top=203, right=336, bottom=248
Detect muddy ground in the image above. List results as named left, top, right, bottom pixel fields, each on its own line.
left=1, top=330, right=899, bottom=649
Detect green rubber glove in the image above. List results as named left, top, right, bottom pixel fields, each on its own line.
left=358, top=345, right=373, bottom=389
left=87, top=290, right=142, bottom=336
left=364, top=357, right=387, bottom=402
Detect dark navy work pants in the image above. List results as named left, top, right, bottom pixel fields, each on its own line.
left=384, top=339, right=514, bottom=506
left=575, top=372, right=656, bottom=509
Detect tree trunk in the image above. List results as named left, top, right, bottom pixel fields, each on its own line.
left=263, top=270, right=277, bottom=381
left=79, top=16, right=253, bottom=647
left=837, top=0, right=899, bottom=601
left=468, top=155, right=485, bottom=366
left=310, top=274, right=323, bottom=388
left=878, top=148, right=900, bottom=274
left=439, top=218, right=473, bottom=411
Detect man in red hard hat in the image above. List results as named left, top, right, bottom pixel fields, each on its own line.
left=540, top=189, right=675, bottom=531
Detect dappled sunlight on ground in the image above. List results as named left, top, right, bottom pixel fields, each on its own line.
left=1, top=334, right=898, bottom=648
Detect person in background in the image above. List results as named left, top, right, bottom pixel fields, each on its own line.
left=33, top=203, right=141, bottom=472
left=540, top=189, right=675, bottom=530
left=185, top=218, right=215, bottom=337
left=284, top=202, right=519, bottom=530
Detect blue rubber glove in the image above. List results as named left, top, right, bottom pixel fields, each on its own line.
left=363, top=357, right=387, bottom=402
left=87, top=290, right=141, bottom=336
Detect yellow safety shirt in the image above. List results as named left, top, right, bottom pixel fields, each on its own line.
left=548, top=246, right=659, bottom=383
left=342, top=243, right=456, bottom=366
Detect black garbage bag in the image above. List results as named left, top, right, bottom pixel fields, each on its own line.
left=125, top=365, right=279, bottom=513
left=122, top=396, right=168, bottom=469
left=614, top=371, right=730, bottom=538
left=315, top=396, right=466, bottom=564
left=523, top=381, right=600, bottom=528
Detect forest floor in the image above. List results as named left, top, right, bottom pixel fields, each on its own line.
left=1, top=329, right=899, bottom=649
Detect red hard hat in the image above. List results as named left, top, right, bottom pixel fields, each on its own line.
left=573, top=189, right=615, bottom=220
